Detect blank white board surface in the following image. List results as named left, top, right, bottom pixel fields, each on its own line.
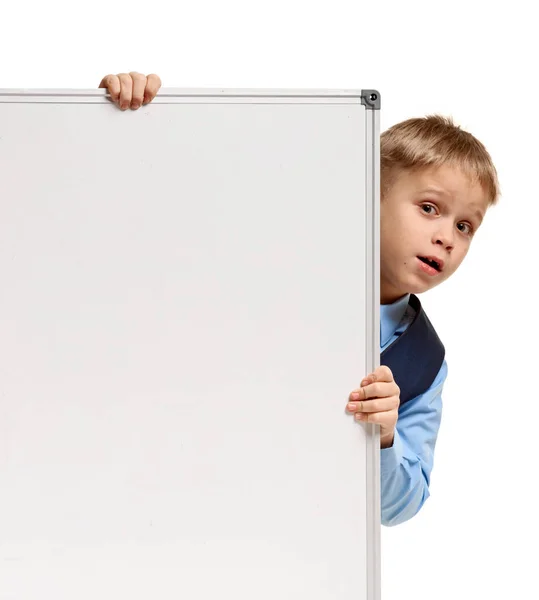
left=0, top=88, right=381, bottom=599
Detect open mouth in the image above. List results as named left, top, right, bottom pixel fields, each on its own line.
left=418, top=256, right=442, bottom=272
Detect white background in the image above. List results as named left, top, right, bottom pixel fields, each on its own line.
left=1, top=1, right=536, bottom=599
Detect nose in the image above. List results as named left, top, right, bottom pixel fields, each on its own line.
left=433, top=222, right=455, bottom=252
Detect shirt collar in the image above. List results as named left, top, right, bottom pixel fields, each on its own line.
left=380, top=294, right=410, bottom=347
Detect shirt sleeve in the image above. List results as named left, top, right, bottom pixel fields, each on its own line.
left=379, top=359, right=447, bottom=527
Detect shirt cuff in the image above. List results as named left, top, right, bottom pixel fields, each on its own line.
left=380, top=427, right=404, bottom=478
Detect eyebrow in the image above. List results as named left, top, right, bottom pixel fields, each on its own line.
left=418, top=186, right=450, bottom=197
left=418, top=186, right=485, bottom=224
left=473, top=210, right=485, bottom=225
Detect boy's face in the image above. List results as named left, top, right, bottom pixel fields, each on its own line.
left=380, top=165, right=490, bottom=304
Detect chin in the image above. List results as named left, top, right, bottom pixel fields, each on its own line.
left=382, top=273, right=443, bottom=303
left=407, top=277, right=444, bottom=296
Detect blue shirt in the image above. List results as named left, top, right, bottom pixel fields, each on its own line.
left=379, top=294, right=446, bottom=527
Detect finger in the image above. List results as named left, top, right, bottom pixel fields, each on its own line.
left=349, top=381, right=399, bottom=401
left=129, top=72, right=147, bottom=109
left=346, top=396, right=399, bottom=414
left=364, top=381, right=400, bottom=400
left=117, top=73, right=133, bottom=110
left=364, top=365, right=394, bottom=385
left=143, top=73, right=162, bottom=105
left=355, top=410, right=396, bottom=425
left=98, top=74, right=121, bottom=103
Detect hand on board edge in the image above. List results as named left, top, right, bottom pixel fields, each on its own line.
left=345, top=365, right=401, bottom=449
left=99, top=72, right=162, bottom=110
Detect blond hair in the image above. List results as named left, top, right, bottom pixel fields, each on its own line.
left=381, top=115, right=500, bottom=205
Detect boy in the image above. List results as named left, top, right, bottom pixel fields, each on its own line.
left=99, top=72, right=500, bottom=526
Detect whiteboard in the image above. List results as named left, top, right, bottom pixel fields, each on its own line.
left=0, top=88, right=381, bottom=599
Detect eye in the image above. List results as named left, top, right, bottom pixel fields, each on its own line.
left=420, top=203, right=438, bottom=215
left=457, top=222, right=474, bottom=236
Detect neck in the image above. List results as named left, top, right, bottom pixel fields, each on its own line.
left=381, top=289, right=409, bottom=305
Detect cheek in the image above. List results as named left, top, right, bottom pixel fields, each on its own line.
left=449, top=244, right=470, bottom=273
left=380, top=231, right=400, bottom=261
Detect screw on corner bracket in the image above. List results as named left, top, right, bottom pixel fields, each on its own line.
left=360, top=89, right=381, bottom=110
